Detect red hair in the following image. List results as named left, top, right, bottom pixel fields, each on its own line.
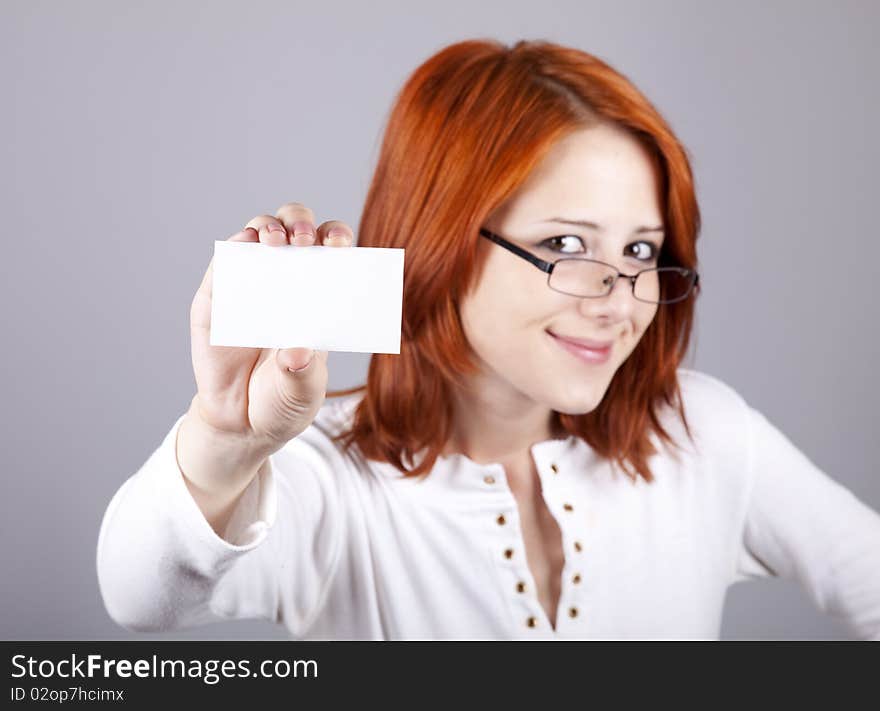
left=326, top=38, right=702, bottom=484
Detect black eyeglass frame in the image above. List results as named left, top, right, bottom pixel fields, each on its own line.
left=478, top=227, right=699, bottom=305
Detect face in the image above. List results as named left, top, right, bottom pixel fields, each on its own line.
left=459, top=123, right=664, bottom=417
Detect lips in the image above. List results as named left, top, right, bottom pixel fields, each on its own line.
left=547, top=330, right=613, bottom=351
left=547, top=330, right=613, bottom=366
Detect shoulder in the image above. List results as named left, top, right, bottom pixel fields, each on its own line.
left=668, top=368, right=752, bottom=458
left=675, top=368, right=749, bottom=421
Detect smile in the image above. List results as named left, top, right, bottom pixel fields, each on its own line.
left=547, top=330, right=613, bottom=365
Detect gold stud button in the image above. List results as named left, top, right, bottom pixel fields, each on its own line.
left=573, top=540, right=583, bottom=552
left=569, top=607, right=579, bottom=618
left=563, top=503, right=573, bottom=512
left=516, top=581, right=526, bottom=593
left=483, top=475, right=496, bottom=485
left=572, top=573, right=582, bottom=584
left=504, top=547, right=514, bottom=559
left=526, top=616, right=538, bottom=628
left=496, top=514, right=506, bottom=526
left=550, top=463, right=558, bottom=474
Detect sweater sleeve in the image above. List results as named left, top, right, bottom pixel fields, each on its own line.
left=96, top=412, right=344, bottom=637
left=732, top=405, right=880, bottom=640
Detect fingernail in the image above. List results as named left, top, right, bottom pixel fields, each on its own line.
left=293, top=221, right=315, bottom=237
left=328, top=227, right=347, bottom=239
left=288, top=350, right=315, bottom=373
left=267, top=224, right=285, bottom=233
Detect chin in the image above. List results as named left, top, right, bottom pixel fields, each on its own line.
left=553, top=403, right=602, bottom=417
left=548, top=387, right=606, bottom=416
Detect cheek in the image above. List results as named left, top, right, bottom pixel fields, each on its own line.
left=616, top=305, right=658, bottom=361
left=459, top=285, right=548, bottom=372
left=463, top=268, right=544, bottom=334
left=636, top=304, right=659, bottom=334
left=460, top=295, right=514, bottom=358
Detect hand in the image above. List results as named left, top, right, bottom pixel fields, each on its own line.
left=188, top=202, right=355, bottom=453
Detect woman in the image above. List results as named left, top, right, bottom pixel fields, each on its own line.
left=96, top=38, right=880, bottom=640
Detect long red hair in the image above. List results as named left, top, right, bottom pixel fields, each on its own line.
left=326, top=38, right=702, bottom=484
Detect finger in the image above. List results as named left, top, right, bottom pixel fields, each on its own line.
left=244, top=214, right=289, bottom=246
left=289, top=220, right=316, bottom=246
left=236, top=227, right=260, bottom=242
left=281, top=221, right=316, bottom=246
left=316, top=220, right=355, bottom=247
left=275, top=202, right=317, bottom=246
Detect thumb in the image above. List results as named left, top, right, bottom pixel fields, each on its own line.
left=275, top=348, right=330, bottom=394
left=277, top=346, right=318, bottom=373
left=248, top=347, right=331, bottom=444
left=268, top=346, right=330, bottom=422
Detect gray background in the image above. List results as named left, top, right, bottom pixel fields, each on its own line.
left=2, top=0, right=877, bottom=640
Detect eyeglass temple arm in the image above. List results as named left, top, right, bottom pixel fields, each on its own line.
left=478, top=228, right=555, bottom=274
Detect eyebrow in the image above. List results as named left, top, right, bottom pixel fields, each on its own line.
left=538, top=217, right=664, bottom=234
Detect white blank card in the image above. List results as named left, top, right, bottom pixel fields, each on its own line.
left=210, top=240, right=404, bottom=354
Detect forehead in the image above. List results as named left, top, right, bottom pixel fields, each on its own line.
left=504, top=124, right=662, bottom=224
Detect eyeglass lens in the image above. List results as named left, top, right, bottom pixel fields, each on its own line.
left=549, top=260, right=695, bottom=304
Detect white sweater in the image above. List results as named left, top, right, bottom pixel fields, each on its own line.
left=96, top=369, right=880, bottom=640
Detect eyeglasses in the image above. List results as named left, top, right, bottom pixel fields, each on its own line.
left=478, top=228, right=699, bottom=305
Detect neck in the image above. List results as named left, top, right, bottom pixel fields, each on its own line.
left=442, top=384, right=562, bottom=468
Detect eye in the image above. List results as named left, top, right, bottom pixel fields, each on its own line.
left=540, top=235, right=586, bottom=254
left=540, top=235, right=661, bottom=262
left=625, top=240, right=661, bottom=263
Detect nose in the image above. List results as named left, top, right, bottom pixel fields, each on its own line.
left=577, top=271, right=637, bottom=320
